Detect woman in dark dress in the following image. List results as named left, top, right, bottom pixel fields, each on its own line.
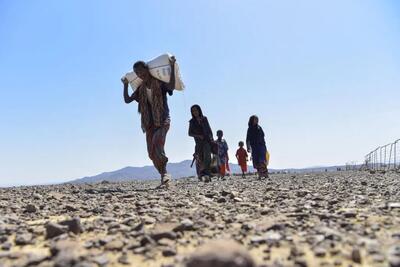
left=246, top=115, right=269, bottom=179
left=188, top=105, right=214, bottom=181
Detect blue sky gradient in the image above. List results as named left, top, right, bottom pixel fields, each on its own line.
left=1, top=0, right=399, bottom=186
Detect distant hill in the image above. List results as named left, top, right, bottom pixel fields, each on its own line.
left=69, top=160, right=257, bottom=184
left=68, top=160, right=350, bottom=184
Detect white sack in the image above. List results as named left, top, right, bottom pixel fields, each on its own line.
left=121, top=53, right=185, bottom=92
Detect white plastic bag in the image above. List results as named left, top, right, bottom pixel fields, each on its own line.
left=121, top=53, right=185, bottom=91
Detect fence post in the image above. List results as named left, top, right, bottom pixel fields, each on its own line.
left=383, top=146, right=386, bottom=170
left=389, top=143, right=394, bottom=170
left=395, top=141, right=396, bottom=169
left=373, top=150, right=376, bottom=170
left=395, top=140, right=398, bottom=169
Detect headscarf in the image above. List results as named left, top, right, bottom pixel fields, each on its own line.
left=190, top=104, right=204, bottom=119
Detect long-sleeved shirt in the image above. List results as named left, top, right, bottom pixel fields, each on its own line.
left=188, top=116, right=213, bottom=144
left=246, top=125, right=266, bottom=151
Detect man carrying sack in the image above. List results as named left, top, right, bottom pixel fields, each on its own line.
left=122, top=56, right=177, bottom=187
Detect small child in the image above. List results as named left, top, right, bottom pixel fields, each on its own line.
left=236, top=141, right=248, bottom=178
left=215, top=130, right=229, bottom=179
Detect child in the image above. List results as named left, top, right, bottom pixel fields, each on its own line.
left=215, top=130, right=229, bottom=179
left=236, top=141, right=248, bottom=178
left=246, top=115, right=269, bottom=179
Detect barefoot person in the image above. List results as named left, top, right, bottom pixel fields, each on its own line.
left=189, top=105, right=214, bottom=181
left=215, top=130, right=229, bottom=179
left=123, top=56, right=176, bottom=186
left=236, top=141, right=248, bottom=178
left=246, top=115, right=269, bottom=179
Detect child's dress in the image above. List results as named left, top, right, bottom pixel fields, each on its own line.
left=216, top=139, right=229, bottom=176
left=236, top=147, right=248, bottom=173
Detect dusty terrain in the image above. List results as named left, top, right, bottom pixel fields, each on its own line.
left=1, top=171, right=400, bottom=267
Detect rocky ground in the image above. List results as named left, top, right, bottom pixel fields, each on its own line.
left=1, top=171, right=400, bottom=267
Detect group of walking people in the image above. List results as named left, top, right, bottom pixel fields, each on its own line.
left=122, top=57, right=269, bottom=186
left=189, top=105, right=269, bottom=181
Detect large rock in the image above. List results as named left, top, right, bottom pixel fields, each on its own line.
left=50, top=240, right=83, bottom=267
left=186, top=240, right=255, bottom=267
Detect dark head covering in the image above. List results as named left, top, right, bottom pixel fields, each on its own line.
left=191, top=104, right=204, bottom=119
left=133, top=61, right=148, bottom=70
left=248, top=115, right=259, bottom=127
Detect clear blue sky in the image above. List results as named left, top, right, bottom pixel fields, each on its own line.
left=1, top=0, right=399, bottom=186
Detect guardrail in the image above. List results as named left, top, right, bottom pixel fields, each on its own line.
left=364, top=139, right=400, bottom=171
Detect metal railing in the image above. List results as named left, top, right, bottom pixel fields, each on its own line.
left=364, top=139, right=400, bottom=171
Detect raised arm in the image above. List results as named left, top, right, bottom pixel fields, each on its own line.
left=123, top=78, right=137, bottom=104
left=166, top=56, right=176, bottom=90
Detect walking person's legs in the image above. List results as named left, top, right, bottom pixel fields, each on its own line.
left=240, top=163, right=247, bottom=178
left=252, top=145, right=268, bottom=179
left=219, top=162, right=226, bottom=179
left=200, top=141, right=212, bottom=181
left=146, top=123, right=171, bottom=184
left=257, top=162, right=269, bottom=179
left=226, top=159, right=230, bottom=175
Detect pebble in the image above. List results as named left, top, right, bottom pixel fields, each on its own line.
left=105, top=239, right=124, bottom=251
left=92, top=253, right=109, bottom=266
left=151, top=231, right=177, bottom=241
left=15, top=233, right=34, bottom=246
left=174, top=219, right=194, bottom=232
left=59, top=217, right=84, bottom=234
left=217, top=197, right=227, bottom=203
left=162, top=247, right=177, bottom=257
left=118, top=253, right=130, bottom=265
left=45, top=222, right=68, bottom=239
left=51, top=240, right=82, bottom=267
left=314, top=247, right=327, bottom=257
left=25, top=204, right=37, bottom=213
left=388, top=202, right=400, bottom=209
left=351, top=248, right=362, bottom=263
